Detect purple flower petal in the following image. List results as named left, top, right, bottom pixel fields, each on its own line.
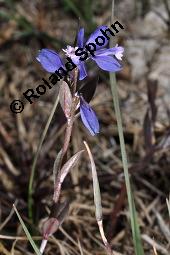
left=92, top=55, right=122, bottom=72
left=80, top=96, right=99, bottom=136
left=77, top=28, right=85, bottom=48
left=95, top=46, right=124, bottom=60
left=36, top=49, right=64, bottom=73
left=86, top=25, right=108, bottom=50
left=78, top=62, right=87, bottom=80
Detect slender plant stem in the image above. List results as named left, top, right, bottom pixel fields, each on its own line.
left=53, top=76, right=79, bottom=202
left=110, top=1, right=144, bottom=254
left=28, top=93, right=60, bottom=220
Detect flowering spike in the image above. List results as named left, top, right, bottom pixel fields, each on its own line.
left=80, top=96, right=99, bottom=136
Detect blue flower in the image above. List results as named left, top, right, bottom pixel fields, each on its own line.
left=63, top=26, right=124, bottom=80
left=79, top=95, right=99, bottom=136
left=36, top=26, right=124, bottom=81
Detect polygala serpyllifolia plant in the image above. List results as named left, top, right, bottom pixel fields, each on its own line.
left=36, top=25, right=124, bottom=254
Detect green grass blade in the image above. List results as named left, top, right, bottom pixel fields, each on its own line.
left=13, top=205, right=41, bottom=255
left=131, top=194, right=144, bottom=254
left=109, top=1, right=144, bottom=254
left=109, top=74, right=144, bottom=255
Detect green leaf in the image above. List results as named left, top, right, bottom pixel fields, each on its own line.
left=13, top=205, right=41, bottom=255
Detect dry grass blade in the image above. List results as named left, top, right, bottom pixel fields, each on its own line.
left=155, top=210, right=170, bottom=243
left=0, top=147, right=19, bottom=176
left=78, top=239, right=84, bottom=255
left=83, top=141, right=102, bottom=221
left=142, top=235, right=168, bottom=255
left=153, top=245, right=158, bottom=255
left=0, top=200, right=18, bottom=231
left=84, top=141, right=113, bottom=255
left=59, top=227, right=91, bottom=255
left=0, top=243, right=11, bottom=255
left=166, top=196, right=170, bottom=218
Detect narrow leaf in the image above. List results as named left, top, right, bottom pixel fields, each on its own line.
left=50, top=200, right=68, bottom=219
left=53, top=150, right=84, bottom=202
left=59, top=81, right=72, bottom=119
left=57, top=200, right=70, bottom=224
left=84, top=141, right=112, bottom=255
left=83, top=141, right=102, bottom=221
left=59, top=150, right=84, bottom=183
left=53, top=149, right=63, bottom=187
left=13, top=205, right=41, bottom=255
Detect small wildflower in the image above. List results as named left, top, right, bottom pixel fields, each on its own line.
left=36, top=26, right=124, bottom=80
left=79, top=95, right=99, bottom=136
left=63, top=26, right=124, bottom=80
